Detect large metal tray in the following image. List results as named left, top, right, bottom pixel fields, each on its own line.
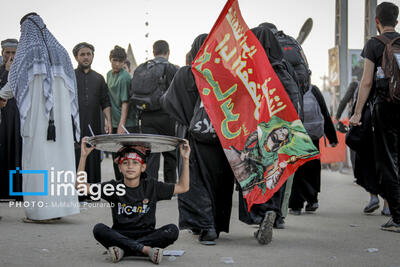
left=86, top=134, right=185, bottom=153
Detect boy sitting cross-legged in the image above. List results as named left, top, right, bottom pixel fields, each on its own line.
left=76, top=137, right=190, bottom=264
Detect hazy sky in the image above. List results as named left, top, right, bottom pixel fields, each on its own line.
left=1, top=0, right=400, bottom=89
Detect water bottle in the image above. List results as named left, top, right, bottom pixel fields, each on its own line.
left=376, top=67, right=385, bottom=79
left=376, top=66, right=388, bottom=92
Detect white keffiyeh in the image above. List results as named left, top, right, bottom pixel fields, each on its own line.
left=8, top=13, right=80, bottom=141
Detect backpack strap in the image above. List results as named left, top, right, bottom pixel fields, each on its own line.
left=159, top=62, right=169, bottom=93
left=374, top=34, right=391, bottom=44
left=374, top=34, right=400, bottom=46
left=148, top=59, right=156, bottom=64
left=149, top=58, right=169, bottom=92
left=162, top=62, right=168, bottom=79
left=389, top=36, right=400, bottom=46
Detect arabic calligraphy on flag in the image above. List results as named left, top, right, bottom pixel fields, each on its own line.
left=191, top=0, right=319, bottom=210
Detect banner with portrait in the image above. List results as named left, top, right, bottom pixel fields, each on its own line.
left=192, top=0, right=319, bottom=210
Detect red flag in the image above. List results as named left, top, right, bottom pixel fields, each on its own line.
left=192, top=0, right=319, bottom=210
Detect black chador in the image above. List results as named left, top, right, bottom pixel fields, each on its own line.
left=0, top=64, right=22, bottom=199
left=162, top=35, right=234, bottom=240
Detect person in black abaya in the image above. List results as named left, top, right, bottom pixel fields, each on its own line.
left=0, top=38, right=22, bottom=200
left=161, top=34, right=234, bottom=245
left=237, top=26, right=304, bottom=245
left=349, top=90, right=389, bottom=215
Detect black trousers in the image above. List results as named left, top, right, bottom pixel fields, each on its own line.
left=350, top=149, right=356, bottom=177
left=146, top=150, right=177, bottom=183
left=238, top=184, right=285, bottom=225
left=93, top=223, right=179, bottom=256
left=140, top=111, right=177, bottom=183
left=354, top=144, right=380, bottom=196
left=289, top=139, right=321, bottom=210
left=373, top=102, right=400, bottom=224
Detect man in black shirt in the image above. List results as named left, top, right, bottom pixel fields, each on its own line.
left=350, top=2, right=400, bottom=233
left=76, top=138, right=190, bottom=264
left=73, top=42, right=112, bottom=184
left=135, top=40, right=180, bottom=184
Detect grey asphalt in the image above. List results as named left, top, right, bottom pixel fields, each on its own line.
left=0, top=158, right=399, bottom=267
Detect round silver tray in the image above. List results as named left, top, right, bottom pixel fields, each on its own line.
left=86, top=134, right=185, bottom=153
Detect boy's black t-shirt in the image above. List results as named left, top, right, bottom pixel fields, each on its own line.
left=101, top=179, right=175, bottom=230
left=361, top=32, right=400, bottom=100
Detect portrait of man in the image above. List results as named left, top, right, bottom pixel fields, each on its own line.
left=226, top=117, right=319, bottom=195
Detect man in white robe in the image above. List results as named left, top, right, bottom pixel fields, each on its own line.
left=0, top=13, right=80, bottom=221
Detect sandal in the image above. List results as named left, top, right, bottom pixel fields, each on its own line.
left=107, top=246, right=124, bottom=263
left=148, top=247, right=163, bottom=264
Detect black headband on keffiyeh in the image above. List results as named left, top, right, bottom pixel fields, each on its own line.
left=8, top=13, right=80, bottom=142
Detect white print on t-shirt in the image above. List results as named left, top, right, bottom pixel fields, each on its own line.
left=117, top=202, right=150, bottom=215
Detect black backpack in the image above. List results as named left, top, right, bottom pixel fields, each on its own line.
left=272, top=61, right=304, bottom=121
left=189, top=97, right=219, bottom=144
left=130, top=59, right=168, bottom=111
left=274, top=31, right=311, bottom=96
left=374, top=35, right=400, bottom=103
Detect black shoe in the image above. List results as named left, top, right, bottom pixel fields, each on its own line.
left=305, top=202, right=319, bottom=212
left=363, top=199, right=379, bottom=213
left=199, top=228, right=217, bottom=245
left=380, top=218, right=400, bottom=233
left=289, top=209, right=301, bottom=215
left=255, top=211, right=276, bottom=245
left=274, top=216, right=285, bottom=229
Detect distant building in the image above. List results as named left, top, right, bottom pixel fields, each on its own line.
left=126, top=43, right=138, bottom=75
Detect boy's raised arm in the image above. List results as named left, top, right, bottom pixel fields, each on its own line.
left=75, top=137, right=95, bottom=194
left=173, top=140, right=190, bottom=195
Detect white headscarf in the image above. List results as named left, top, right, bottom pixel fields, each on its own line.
left=8, top=13, right=80, bottom=141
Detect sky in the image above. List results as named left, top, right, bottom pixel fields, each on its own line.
left=1, top=0, right=400, bottom=89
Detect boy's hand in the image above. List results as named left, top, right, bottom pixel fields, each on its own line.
left=179, top=139, right=190, bottom=161
left=81, top=137, right=95, bottom=157
left=174, top=139, right=191, bottom=195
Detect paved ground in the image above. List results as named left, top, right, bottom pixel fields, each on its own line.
left=0, top=158, right=399, bottom=267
